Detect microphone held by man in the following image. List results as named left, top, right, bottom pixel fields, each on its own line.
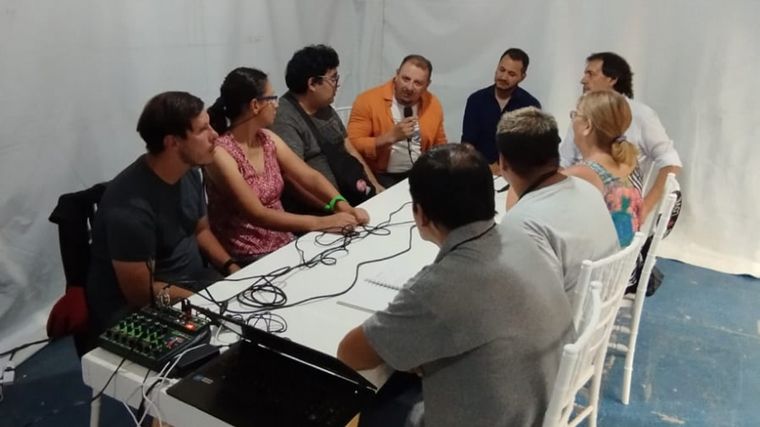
left=403, top=106, right=421, bottom=143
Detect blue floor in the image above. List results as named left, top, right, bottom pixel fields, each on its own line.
left=0, top=259, right=758, bottom=426
left=0, top=335, right=132, bottom=427
left=598, top=260, right=760, bottom=426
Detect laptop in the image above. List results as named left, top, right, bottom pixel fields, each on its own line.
left=167, top=305, right=377, bottom=427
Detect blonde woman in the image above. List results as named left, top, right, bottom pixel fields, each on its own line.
left=563, top=90, right=643, bottom=246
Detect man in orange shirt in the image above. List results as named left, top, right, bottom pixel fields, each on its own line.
left=347, top=55, right=448, bottom=187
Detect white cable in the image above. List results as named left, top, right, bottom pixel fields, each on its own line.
left=121, top=399, right=141, bottom=426
left=121, top=366, right=163, bottom=427
left=135, top=359, right=174, bottom=426
left=122, top=356, right=175, bottom=427
left=211, top=323, right=239, bottom=346
left=134, top=343, right=207, bottom=426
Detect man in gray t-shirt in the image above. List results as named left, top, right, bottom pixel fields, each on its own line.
left=338, top=144, right=573, bottom=427
left=495, top=106, right=619, bottom=308
left=86, top=92, right=239, bottom=334
left=271, top=44, right=383, bottom=213
left=507, top=176, right=619, bottom=299
left=273, top=92, right=346, bottom=186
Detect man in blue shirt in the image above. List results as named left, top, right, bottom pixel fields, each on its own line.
left=462, top=48, right=541, bottom=171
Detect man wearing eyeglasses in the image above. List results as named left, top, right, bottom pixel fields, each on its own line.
left=272, top=44, right=383, bottom=214
left=347, top=55, right=448, bottom=187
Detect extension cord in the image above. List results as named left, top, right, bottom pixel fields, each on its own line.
left=1, top=361, right=15, bottom=385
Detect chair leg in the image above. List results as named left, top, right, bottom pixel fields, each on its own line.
left=588, top=368, right=601, bottom=427
left=622, top=330, right=638, bottom=405
left=588, top=338, right=613, bottom=427
left=621, top=284, right=647, bottom=404
left=621, top=246, right=658, bottom=405
left=90, top=392, right=101, bottom=427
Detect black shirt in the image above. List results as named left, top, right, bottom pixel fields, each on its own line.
left=461, top=85, right=541, bottom=163
left=86, top=156, right=206, bottom=332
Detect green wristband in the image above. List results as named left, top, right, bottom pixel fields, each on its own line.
left=324, top=195, right=347, bottom=212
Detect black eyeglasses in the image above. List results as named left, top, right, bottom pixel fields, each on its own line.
left=317, top=74, right=340, bottom=85
left=256, top=95, right=279, bottom=103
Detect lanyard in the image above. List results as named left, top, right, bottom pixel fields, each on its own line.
left=519, top=169, right=559, bottom=200
left=435, top=222, right=497, bottom=264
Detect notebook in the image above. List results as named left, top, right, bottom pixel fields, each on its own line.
left=167, top=305, right=377, bottom=427
left=338, top=265, right=424, bottom=313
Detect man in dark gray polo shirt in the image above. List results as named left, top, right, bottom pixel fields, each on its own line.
left=271, top=44, right=383, bottom=213
left=338, top=144, right=573, bottom=427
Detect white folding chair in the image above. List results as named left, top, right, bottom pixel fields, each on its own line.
left=609, top=173, right=679, bottom=404
left=571, top=232, right=647, bottom=329
left=568, top=233, right=647, bottom=426
left=638, top=172, right=678, bottom=237
left=334, top=106, right=352, bottom=126
left=543, top=281, right=603, bottom=427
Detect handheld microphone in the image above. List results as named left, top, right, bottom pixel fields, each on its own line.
left=403, top=106, right=413, bottom=143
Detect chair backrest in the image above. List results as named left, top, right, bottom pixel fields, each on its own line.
left=572, top=232, right=647, bottom=327
left=639, top=172, right=678, bottom=236
left=632, top=184, right=678, bottom=302
left=543, top=282, right=603, bottom=427
left=334, top=106, right=352, bottom=126
left=48, top=183, right=107, bottom=288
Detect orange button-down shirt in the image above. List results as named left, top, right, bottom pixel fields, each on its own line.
left=347, top=80, right=447, bottom=173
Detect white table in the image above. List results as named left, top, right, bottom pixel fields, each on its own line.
left=81, top=176, right=509, bottom=427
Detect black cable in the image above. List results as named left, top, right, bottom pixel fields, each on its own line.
left=255, top=223, right=417, bottom=312
left=245, top=207, right=494, bottom=312
left=0, top=338, right=52, bottom=359
left=90, top=357, right=127, bottom=402
left=188, top=201, right=415, bottom=321
left=247, top=312, right=288, bottom=334
left=219, top=226, right=379, bottom=314
left=170, top=202, right=414, bottom=309
left=232, top=221, right=409, bottom=313
left=445, top=222, right=496, bottom=255
left=236, top=280, right=288, bottom=310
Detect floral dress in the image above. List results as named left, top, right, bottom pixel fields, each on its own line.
left=206, top=131, right=294, bottom=258
left=581, top=160, right=643, bottom=246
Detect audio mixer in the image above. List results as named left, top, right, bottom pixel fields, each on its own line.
left=98, top=305, right=211, bottom=372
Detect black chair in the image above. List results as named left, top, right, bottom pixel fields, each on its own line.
left=47, top=182, right=107, bottom=356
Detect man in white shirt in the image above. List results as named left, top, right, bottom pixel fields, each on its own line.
left=559, top=52, right=682, bottom=221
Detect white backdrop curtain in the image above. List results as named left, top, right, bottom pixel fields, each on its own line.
left=1, top=0, right=758, bottom=355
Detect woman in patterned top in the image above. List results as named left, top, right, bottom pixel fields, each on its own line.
left=563, top=90, right=643, bottom=246
left=205, top=67, right=369, bottom=265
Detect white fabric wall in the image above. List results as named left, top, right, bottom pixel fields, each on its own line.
left=1, top=0, right=757, bottom=354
